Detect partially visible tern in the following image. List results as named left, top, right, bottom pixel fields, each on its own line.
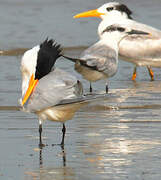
left=74, top=2, right=161, bottom=81
left=64, top=25, right=150, bottom=93
left=20, top=39, right=88, bottom=147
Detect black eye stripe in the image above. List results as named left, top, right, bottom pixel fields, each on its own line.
left=117, top=27, right=125, bottom=32
left=102, top=26, right=125, bottom=34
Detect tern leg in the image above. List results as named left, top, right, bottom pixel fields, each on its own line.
left=89, top=82, right=92, bottom=93
left=39, top=119, right=44, bottom=147
left=147, top=66, right=154, bottom=81
left=61, top=123, right=66, bottom=145
left=105, top=81, right=108, bottom=94
left=131, top=66, right=137, bottom=81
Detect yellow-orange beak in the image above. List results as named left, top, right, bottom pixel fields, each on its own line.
left=74, top=9, right=105, bottom=18
left=22, top=74, right=38, bottom=106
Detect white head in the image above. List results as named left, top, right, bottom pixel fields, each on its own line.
left=74, top=2, right=133, bottom=20
left=20, top=39, right=62, bottom=106
left=74, top=2, right=133, bottom=36
left=97, top=2, right=132, bottom=20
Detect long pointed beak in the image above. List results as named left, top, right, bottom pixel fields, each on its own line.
left=22, top=74, right=38, bottom=105
left=128, top=30, right=150, bottom=35
left=74, top=9, right=105, bottom=18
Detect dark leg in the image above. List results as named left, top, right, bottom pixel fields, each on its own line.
left=89, top=82, right=92, bottom=93
left=132, top=66, right=137, bottom=81
left=39, top=123, right=43, bottom=147
left=61, top=123, right=66, bottom=145
left=38, top=120, right=45, bottom=148
left=147, top=66, right=154, bottom=81
left=106, top=83, right=108, bottom=94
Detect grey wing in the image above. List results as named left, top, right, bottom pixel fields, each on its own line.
left=119, top=34, right=161, bottom=62
left=123, top=19, right=161, bottom=37
left=58, top=92, right=108, bottom=105
left=80, top=40, right=118, bottom=76
left=116, top=20, right=161, bottom=62
left=26, top=68, right=82, bottom=112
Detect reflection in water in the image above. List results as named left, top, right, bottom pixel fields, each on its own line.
left=39, top=147, right=43, bottom=168
left=61, top=145, right=66, bottom=168
left=39, top=145, right=66, bottom=168
left=79, top=80, right=161, bottom=124
left=26, top=145, right=75, bottom=180
left=80, top=124, right=161, bottom=179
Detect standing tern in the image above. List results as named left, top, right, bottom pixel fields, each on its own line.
left=20, top=39, right=88, bottom=146
left=63, top=25, right=149, bottom=93
left=74, top=2, right=161, bottom=81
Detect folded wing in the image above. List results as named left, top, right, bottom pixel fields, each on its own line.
left=80, top=40, right=118, bottom=76
left=26, top=68, right=82, bottom=112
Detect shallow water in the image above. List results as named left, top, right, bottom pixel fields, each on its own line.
left=0, top=0, right=161, bottom=180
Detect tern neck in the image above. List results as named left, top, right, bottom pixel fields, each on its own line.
left=100, top=34, right=122, bottom=52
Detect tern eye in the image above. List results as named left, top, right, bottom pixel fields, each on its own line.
left=117, top=27, right=125, bottom=32
left=106, top=7, right=114, bottom=11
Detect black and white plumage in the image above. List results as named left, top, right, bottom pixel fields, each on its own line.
left=35, top=39, right=62, bottom=80
left=20, top=39, right=86, bottom=146
left=74, top=2, right=161, bottom=81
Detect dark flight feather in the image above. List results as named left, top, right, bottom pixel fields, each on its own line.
left=35, top=39, right=62, bottom=80
left=62, top=55, right=98, bottom=71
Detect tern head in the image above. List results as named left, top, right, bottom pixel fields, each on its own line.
left=101, top=24, right=150, bottom=43
left=20, top=39, right=62, bottom=106
left=74, top=2, right=132, bottom=20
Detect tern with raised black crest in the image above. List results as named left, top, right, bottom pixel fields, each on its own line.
left=20, top=39, right=90, bottom=146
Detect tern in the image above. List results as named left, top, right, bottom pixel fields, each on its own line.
left=74, top=2, right=161, bottom=81
left=20, top=39, right=90, bottom=146
left=63, top=25, right=149, bottom=93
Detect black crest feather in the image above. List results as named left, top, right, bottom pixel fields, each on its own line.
left=115, top=4, right=133, bottom=19
left=35, top=38, right=62, bottom=80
